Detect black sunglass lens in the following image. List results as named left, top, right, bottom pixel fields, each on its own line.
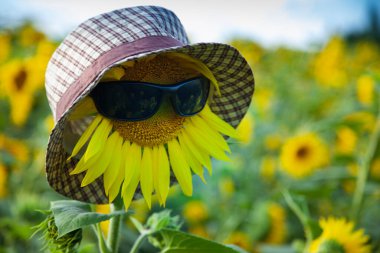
left=174, top=78, right=209, bottom=116
left=92, top=83, right=161, bottom=120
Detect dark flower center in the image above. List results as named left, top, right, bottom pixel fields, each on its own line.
left=14, top=68, right=27, bottom=91
left=296, top=146, right=310, bottom=159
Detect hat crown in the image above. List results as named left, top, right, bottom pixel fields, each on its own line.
left=45, top=6, right=189, bottom=120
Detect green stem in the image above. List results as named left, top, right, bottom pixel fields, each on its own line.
left=91, top=204, right=112, bottom=253
left=129, top=232, right=148, bottom=253
left=95, top=223, right=111, bottom=253
left=107, top=199, right=124, bottom=252
left=351, top=102, right=380, bottom=222
left=283, top=190, right=312, bottom=253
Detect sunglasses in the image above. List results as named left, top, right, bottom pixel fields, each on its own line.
left=90, top=76, right=210, bottom=121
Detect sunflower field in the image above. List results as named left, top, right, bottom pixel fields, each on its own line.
left=1, top=22, right=380, bottom=253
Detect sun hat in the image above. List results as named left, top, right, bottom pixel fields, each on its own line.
left=45, top=5, right=255, bottom=204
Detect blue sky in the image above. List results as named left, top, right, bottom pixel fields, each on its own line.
left=0, top=0, right=378, bottom=49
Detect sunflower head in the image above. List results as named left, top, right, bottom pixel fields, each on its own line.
left=34, top=211, right=82, bottom=253
left=309, top=217, right=371, bottom=253
left=280, top=132, right=329, bottom=178
left=264, top=203, right=287, bottom=244
left=0, top=60, right=35, bottom=126
left=224, top=231, right=252, bottom=251
left=67, top=53, right=238, bottom=210
left=112, top=54, right=201, bottom=147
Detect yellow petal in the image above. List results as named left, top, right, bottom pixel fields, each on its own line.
left=190, top=115, right=231, bottom=153
left=108, top=161, right=125, bottom=203
left=140, top=147, right=153, bottom=209
left=81, top=131, right=119, bottom=187
left=69, top=115, right=102, bottom=159
left=152, top=146, right=163, bottom=206
left=181, top=130, right=213, bottom=175
left=100, top=66, right=125, bottom=81
left=70, top=157, right=87, bottom=175
left=185, top=121, right=230, bottom=162
left=122, top=141, right=134, bottom=188
left=157, top=144, right=170, bottom=204
left=103, top=135, right=123, bottom=195
left=84, top=118, right=112, bottom=162
left=122, top=143, right=141, bottom=210
left=200, top=105, right=238, bottom=138
left=122, top=61, right=135, bottom=68
left=69, top=152, right=99, bottom=175
left=168, top=139, right=192, bottom=196
left=178, top=133, right=206, bottom=183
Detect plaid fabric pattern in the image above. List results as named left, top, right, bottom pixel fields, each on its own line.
left=46, top=6, right=189, bottom=120
left=45, top=6, right=255, bottom=203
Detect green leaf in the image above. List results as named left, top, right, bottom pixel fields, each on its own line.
left=78, top=244, right=98, bottom=253
left=130, top=217, right=145, bottom=233
left=146, top=210, right=181, bottom=232
left=247, top=202, right=270, bottom=240
left=226, top=245, right=250, bottom=253
left=259, top=245, right=297, bottom=253
left=50, top=200, right=128, bottom=237
left=151, top=228, right=244, bottom=253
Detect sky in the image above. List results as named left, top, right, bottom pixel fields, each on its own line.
left=0, top=0, right=378, bottom=49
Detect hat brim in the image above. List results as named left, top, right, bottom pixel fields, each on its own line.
left=46, top=42, right=254, bottom=204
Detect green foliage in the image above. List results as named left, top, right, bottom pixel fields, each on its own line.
left=50, top=200, right=128, bottom=237
left=259, top=246, right=296, bottom=253
left=152, top=229, right=246, bottom=253
left=316, top=240, right=345, bottom=253
left=145, top=210, right=182, bottom=232
left=33, top=210, right=83, bottom=253
left=130, top=210, right=246, bottom=253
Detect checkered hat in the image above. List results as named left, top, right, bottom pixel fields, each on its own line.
left=45, top=5, right=254, bottom=204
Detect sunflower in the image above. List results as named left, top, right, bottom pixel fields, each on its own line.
left=370, top=158, right=380, bottom=180
left=45, top=115, right=55, bottom=132
left=183, top=200, right=208, bottom=224
left=260, top=156, right=277, bottom=181
left=230, top=40, right=263, bottom=65
left=0, top=33, right=11, bottom=62
left=18, top=23, right=45, bottom=47
left=345, top=111, right=376, bottom=133
left=264, top=134, right=282, bottom=151
left=224, top=231, right=252, bottom=251
left=188, top=225, right=210, bottom=239
left=313, top=36, right=348, bottom=88
left=0, top=58, right=44, bottom=126
left=0, top=164, right=7, bottom=198
left=280, top=132, right=329, bottom=178
left=356, top=75, right=375, bottom=106
left=264, top=203, right=287, bottom=244
left=236, top=113, right=254, bottom=145
left=218, top=177, right=235, bottom=199
left=335, top=126, right=357, bottom=155
left=309, top=217, right=371, bottom=253
left=0, top=134, right=29, bottom=164
left=67, top=54, right=238, bottom=210
left=253, top=87, right=273, bottom=113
